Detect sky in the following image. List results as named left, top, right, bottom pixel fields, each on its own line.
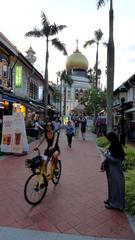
left=1, top=0, right=135, bottom=90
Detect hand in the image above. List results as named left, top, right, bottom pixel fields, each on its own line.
left=48, top=146, right=54, bottom=151
left=100, top=161, right=106, bottom=171
left=104, top=149, right=110, bottom=158
left=34, top=147, right=38, bottom=151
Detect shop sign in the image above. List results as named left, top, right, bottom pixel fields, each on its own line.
left=15, top=66, right=22, bottom=88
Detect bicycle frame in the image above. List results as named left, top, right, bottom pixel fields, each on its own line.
left=34, top=156, right=55, bottom=183
left=24, top=149, right=62, bottom=205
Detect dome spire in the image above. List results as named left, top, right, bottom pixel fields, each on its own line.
left=76, top=39, right=79, bottom=50
left=75, top=39, right=80, bottom=53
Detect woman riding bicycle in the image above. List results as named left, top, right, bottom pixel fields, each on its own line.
left=35, top=120, right=60, bottom=171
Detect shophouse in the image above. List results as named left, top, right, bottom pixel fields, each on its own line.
left=113, top=73, right=135, bottom=140
left=0, top=32, right=57, bottom=126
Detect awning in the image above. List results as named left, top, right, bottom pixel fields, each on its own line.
left=125, top=107, right=135, bottom=113
left=2, top=94, right=20, bottom=103
left=24, top=102, right=38, bottom=112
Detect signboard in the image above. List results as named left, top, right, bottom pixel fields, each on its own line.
left=1, top=113, right=29, bottom=155
left=1, top=115, right=13, bottom=153
left=15, top=66, right=22, bottom=88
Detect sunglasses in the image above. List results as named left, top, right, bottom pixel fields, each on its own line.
left=46, top=124, right=52, bottom=127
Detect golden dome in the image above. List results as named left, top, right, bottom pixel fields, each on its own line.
left=66, top=48, right=89, bottom=71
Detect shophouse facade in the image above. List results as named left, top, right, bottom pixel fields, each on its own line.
left=0, top=32, right=57, bottom=126
left=113, top=73, right=135, bottom=140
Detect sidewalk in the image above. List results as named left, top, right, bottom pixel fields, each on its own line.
left=0, top=130, right=134, bottom=239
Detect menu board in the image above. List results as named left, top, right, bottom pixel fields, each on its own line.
left=1, top=113, right=29, bottom=154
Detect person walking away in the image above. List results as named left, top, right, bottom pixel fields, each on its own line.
left=101, top=131, right=125, bottom=211
left=80, top=113, right=87, bottom=140
left=73, top=113, right=80, bottom=137
left=65, top=120, right=74, bottom=148
left=34, top=119, right=44, bottom=139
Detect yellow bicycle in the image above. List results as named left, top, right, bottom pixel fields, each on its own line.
left=24, top=148, right=62, bottom=205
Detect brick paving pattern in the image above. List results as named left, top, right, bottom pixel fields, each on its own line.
left=0, top=130, right=134, bottom=239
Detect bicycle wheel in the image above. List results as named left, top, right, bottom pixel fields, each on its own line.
left=24, top=173, right=48, bottom=205
left=52, top=160, right=62, bottom=185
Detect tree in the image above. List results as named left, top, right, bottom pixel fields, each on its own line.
left=87, top=67, right=102, bottom=87
left=49, top=82, right=61, bottom=104
left=84, top=29, right=104, bottom=87
left=80, top=87, right=106, bottom=116
left=97, top=0, right=114, bottom=132
left=25, top=11, right=67, bottom=120
left=60, top=70, right=73, bottom=115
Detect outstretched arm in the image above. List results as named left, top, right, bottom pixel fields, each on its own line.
left=35, top=134, right=46, bottom=149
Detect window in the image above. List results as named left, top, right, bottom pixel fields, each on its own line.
left=67, top=89, right=71, bottom=99
left=3, top=65, right=8, bottom=78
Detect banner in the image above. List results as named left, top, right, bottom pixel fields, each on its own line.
left=1, top=113, right=29, bottom=155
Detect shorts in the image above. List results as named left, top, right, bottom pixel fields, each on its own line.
left=44, top=146, right=60, bottom=158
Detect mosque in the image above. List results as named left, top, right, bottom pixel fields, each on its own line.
left=25, top=42, right=92, bottom=117
left=62, top=42, right=91, bottom=116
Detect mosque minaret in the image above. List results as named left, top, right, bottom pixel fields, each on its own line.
left=25, top=46, right=36, bottom=65
left=62, top=40, right=91, bottom=115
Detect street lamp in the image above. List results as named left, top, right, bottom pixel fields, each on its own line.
left=120, top=97, right=125, bottom=145
left=119, top=85, right=127, bottom=145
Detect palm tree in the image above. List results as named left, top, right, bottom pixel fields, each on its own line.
left=60, top=70, right=73, bottom=115
left=84, top=29, right=104, bottom=87
left=97, top=0, right=114, bottom=132
left=25, top=11, right=68, bottom=120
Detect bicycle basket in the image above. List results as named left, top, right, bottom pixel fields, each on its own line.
left=25, top=156, right=43, bottom=170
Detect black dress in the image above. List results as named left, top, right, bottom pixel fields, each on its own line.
left=44, top=132, right=60, bottom=157
left=105, top=143, right=125, bottom=210
left=80, top=117, right=87, bottom=133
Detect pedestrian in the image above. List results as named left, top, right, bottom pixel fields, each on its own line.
left=53, top=117, right=62, bottom=134
left=65, top=120, right=74, bottom=148
left=80, top=113, right=87, bottom=140
left=73, top=113, right=80, bottom=137
left=34, top=119, right=44, bottom=139
left=101, top=131, right=125, bottom=211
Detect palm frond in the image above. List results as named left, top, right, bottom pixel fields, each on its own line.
left=41, top=26, right=50, bottom=37
left=25, top=28, right=42, bottom=37
left=84, top=39, right=95, bottom=48
left=41, top=11, right=50, bottom=28
left=49, top=24, right=59, bottom=35
left=94, top=29, right=103, bottom=41
left=57, top=25, right=67, bottom=32
left=60, top=70, right=73, bottom=86
left=51, top=38, right=67, bottom=55
left=103, top=42, right=108, bottom=47
left=49, top=24, right=67, bottom=36
left=97, top=0, right=107, bottom=9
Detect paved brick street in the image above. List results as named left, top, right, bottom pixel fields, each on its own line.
left=0, top=130, right=134, bottom=239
